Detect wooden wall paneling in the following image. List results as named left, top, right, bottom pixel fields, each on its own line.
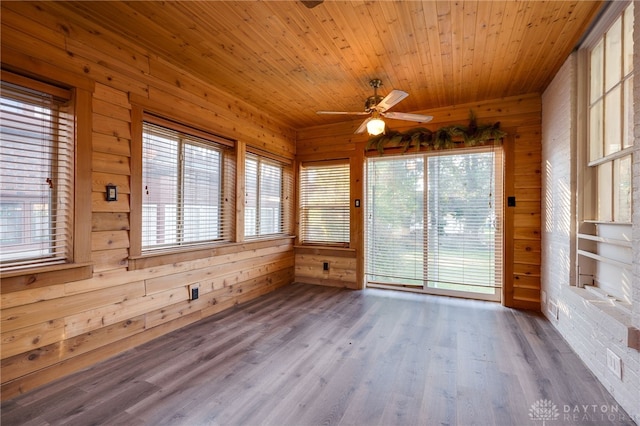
left=513, top=263, right=541, bottom=278
left=92, top=172, right=130, bottom=195
left=294, top=247, right=358, bottom=289
left=6, top=2, right=151, bottom=75
left=1, top=38, right=148, bottom=98
left=65, top=37, right=151, bottom=83
left=1, top=282, right=145, bottom=333
left=64, top=286, right=187, bottom=339
left=93, top=113, right=132, bottom=141
left=91, top=192, right=130, bottom=214
left=1, top=319, right=65, bottom=360
left=0, top=268, right=90, bottom=295
left=134, top=46, right=296, bottom=153
left=129, top=104, right=143, bottom=258
left=129, top=237, right=294, bottom=272
left=0, top=10, right=66, bottom=53
left=92, top=133, right=131, bottom=157
left=1, top=316, right=146, bottom=383
left=74, top=86, right=94, bottom=270
left=61, top=268, right=148, bottom=297
left=513, top=274, right=541, bottom=291
left=93, top=82, right=132, bottom=109
left=219, top=256, right=293, bottom=293
left=90, top=230, right=130, bottom=252
left=350, top=144, right=365, bottom=289
left=512, top=287, right=541, bottom=304
left=145, top=250, right=293, bottom=295
left=295, top=254, right=357, bottom=288
left=0, top=47, right=89, bottom=93
left=91, top=248, right=129, bottom=274
left=503, top=132, right=517, bottom=307
left=93, top=97, right=131, bottom=123
left=203, top=269, right=294, bottom=313
left=146, top=83, right=295, bottom=157
left=144, top=297, right=202, bottom=330
left=0, top=285, right=65, bottom=310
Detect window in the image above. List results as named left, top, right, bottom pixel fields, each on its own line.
left=142, top=120, right=235, bottom=251
left=587, top=2, right=634, bottom=222
left=299, top=161, right=350, bottom=246
left=366, top=149, right=503, bottom=301
left=577, top=1, right=633, bottom=303
left=245, top=153, right=291, bottom=238
left=0, top=76, right=74, bottom=269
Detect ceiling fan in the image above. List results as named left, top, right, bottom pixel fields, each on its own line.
left=317, top=79, right=433, bottom=135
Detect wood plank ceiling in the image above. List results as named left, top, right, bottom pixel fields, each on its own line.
left=49, top=1, right=605, bottom=130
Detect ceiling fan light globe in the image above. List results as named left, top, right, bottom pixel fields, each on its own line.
left=367, top=118, right=385, bottom=135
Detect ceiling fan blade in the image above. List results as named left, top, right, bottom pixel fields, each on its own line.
left=317, top=111, right=370, bottom=116
left=355, top=117, right=372, bottom=134
left=382, top=111, right=433, bottom=123
left=376, top=89, right=408, bottom=112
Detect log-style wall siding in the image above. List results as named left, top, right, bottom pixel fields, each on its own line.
left=0, top=2, right=296, bottom=399
left=295, top=94, right=542, bottom=308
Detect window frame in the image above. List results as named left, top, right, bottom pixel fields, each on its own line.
left=0, top=68, right=93, bottom=285
left=129, top=97, right=296, bottom=270
left=576, top=0, right=634, bottom=304
left=365, top=146, right=503, bottom=302
left=580, top=1, right=634, bottom=224
left=134, top=113, right=236, bottom=256
left=244, top=151, right=291, bottom=239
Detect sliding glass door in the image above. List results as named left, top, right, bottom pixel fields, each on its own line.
left=365, top=147, right=503, bottom=301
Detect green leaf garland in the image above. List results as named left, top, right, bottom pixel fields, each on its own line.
left=366, top=110, right=506, bottom=154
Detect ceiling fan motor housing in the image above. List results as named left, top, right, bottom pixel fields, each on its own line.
left=365, top=96, right=384, bottom=112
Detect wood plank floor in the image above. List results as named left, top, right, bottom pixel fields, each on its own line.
left=2, top=283, right=636, bottom=426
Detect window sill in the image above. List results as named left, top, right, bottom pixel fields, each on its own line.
left=570, top=286, right=640, bottom=351
left=294, top=245, right=356, bottom=257
left=0, top=262, right=93, bottom=293
left=129, top=236, right=295, bottom=270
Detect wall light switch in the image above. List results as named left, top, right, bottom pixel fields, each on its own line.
left=106, top=184, right=118, bottom=202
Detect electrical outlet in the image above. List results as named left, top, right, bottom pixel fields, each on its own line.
left=606, top=348, right=622, bottom=379
left=541, top=290, right=547, bottom=305
left=548, top=299, right=558, bottom=320
left=188, top=283, right=200, bottom=300
left=323, top=262, right=329, bottom=272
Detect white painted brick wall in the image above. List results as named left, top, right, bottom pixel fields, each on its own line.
left=541, top=12, right=640, bottom=420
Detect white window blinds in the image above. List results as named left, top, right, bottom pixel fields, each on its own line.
left=0, top=78, right=74, bottom=269
left=142, top=121, right=235, bottom=251
left=299, top=161, right=350, bottom=245
left=245, top=153, right=290, bottom=238
left=366, top=150, right=502, bottom=298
